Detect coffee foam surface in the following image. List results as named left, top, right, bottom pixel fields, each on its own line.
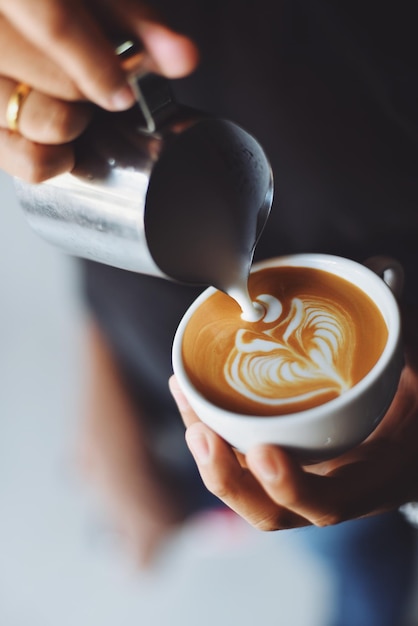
left=182, top=266, right=388, bottom=416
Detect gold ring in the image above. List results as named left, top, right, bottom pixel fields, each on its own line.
left=6, top=83, right=31, bottom=132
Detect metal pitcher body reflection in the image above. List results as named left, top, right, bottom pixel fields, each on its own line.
left=14, top=74, right=273, bottom=293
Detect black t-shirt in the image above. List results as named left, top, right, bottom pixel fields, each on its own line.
left=82, top=1, right=418, bottom=511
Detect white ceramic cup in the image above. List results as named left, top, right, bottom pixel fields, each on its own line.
left=172, top=254, right=404, bottom=462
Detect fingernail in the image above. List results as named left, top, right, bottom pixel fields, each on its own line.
left=109, top=84, right=136, bottom=111
left=251, top=447, right=280, bottom=480
left=186, top=428, right=210, bottom=464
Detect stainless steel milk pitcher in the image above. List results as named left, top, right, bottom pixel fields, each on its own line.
left=14, top=52, right=273, bottom=291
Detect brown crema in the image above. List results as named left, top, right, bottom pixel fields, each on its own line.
left=182, top=266, right=388, bottom=416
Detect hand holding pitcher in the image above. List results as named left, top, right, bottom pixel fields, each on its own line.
left=0, top=0, right=198, bottom=181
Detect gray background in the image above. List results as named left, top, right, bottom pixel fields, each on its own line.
left=0, top=169, right=417, bottom=625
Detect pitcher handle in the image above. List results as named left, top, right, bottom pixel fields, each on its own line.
left=117, top=39, right=176, bottom=133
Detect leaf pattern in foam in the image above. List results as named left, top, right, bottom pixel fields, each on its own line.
left=224, top=295, right=355, bottom=407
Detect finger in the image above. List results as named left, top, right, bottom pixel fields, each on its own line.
left=168, top=375, right=200, bottom=428
left=185, top=422, right=308, bottom=531
left=0, top=16, right=82, bottom=101
left=0, top=79, right=92, bottom=144
left=169, top=376, right=309, bottom=530
left=0, top=128, right=74, bottom=182
left=132, top=21, right=199, bottom=78
left=246, top=442, right=400, bottom=526
left=0, top=0, right=135, bottom=111
left=0, top=0, right=198, bottom=111
left=96, top=0, right=200, bottom=78
left=246, top=445, right=344, bottom=526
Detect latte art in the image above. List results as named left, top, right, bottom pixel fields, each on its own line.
left=182, top=266, right=388, bottom=416
left=225, top=294, right=353, bottom=408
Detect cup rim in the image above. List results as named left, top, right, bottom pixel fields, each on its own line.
left=172, top=253, right=401, bottom=424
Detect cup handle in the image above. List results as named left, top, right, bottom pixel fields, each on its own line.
left=364, top=255, right=404, bottom=300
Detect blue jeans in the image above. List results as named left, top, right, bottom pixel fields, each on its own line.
left=299, top=511, right=416, bottom=626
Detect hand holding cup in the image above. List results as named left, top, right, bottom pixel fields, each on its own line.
left=170, top=257, right=418, bottom=530
left=172, top=254, right=403, bottom=463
